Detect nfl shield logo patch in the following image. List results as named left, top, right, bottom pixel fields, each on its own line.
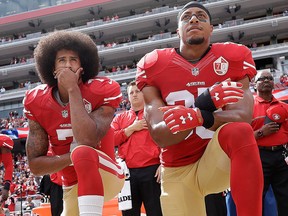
left=191, top=67, right=199, bottom=76
left=213, top=57, right=228, bottom=75
left=62, top=110, right=68, bottom=118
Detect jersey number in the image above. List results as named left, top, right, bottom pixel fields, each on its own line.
left=56, top=129, right=77, bottom=152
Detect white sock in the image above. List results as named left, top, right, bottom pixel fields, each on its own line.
left=78, top=195, right=104, bottom=216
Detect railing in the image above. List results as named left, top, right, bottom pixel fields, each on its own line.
left=1, top=41, right=288, bottom=97
left=1, top=0, right=284, bottom=48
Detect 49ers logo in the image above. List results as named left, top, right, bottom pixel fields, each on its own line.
left=213, top=56, right=228, bottom=75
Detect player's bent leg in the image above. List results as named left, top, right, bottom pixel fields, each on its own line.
left=71, top=145, right=125, bottom=215
left=62, top=184, right=79, bottom=216
left=71, top=145, right=104, bottom=215
left=197, top=124, right=231, bottom=194
left=161, top=165, right=206, bottom=216
left=218, top=122, right=263, bottom=216
left=96, top=149, right=125, bottom=201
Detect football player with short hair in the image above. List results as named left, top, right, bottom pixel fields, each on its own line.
left=136, top=2, right=263, bottom=215
left=23, top=30, right=124, bottom=216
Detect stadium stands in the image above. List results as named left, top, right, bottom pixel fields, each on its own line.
left=0, top=1, right=288, bottom=215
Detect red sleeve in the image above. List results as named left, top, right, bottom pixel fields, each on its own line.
left=213, top=43, right=257, bottom=82
left=111, top=114, right=129, bottom=147
left=242, top=46, right=257, bottom=81
left=101, top=78, right=123, bottom=108
left=2, top=152, right=13, bottom=182
left=136, top=49, right=159, bottom=91
left=0, top=134, right=14, bottom=150
left=23, top=84, right=48, bottom=122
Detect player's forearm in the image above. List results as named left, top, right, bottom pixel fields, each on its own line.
left=68, top=87, right=99, bottom=146
left=28, top=154, right=71, bottom=176
left=149, top=121, right=191, bottom=147
left=210, top=87, right=253, bottom=130
left=145, top=104, right=190, bottom=147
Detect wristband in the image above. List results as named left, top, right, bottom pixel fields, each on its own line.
left=200, top=110, right=214, bottom=129
left=195, top=88, right=217, bottom=112
left=3, top=181, right=10, bottom=190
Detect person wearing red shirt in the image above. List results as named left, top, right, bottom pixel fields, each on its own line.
left=4, top=195, right=15, bottom=212
left=252, top=70, right=288, bottom=216
left=26, top=180, right=38, bottom=196
left=111, top=81, right=162, bottom=216
left=0, top=134, right=14, bottom=203
left=136, top=2, right=263, bottom=215
left=23, top=30, right=124, bottom=216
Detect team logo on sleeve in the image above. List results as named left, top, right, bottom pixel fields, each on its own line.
left=83, top=99, right=92, bottom=113
left=213, top=56, right=228, bottom=75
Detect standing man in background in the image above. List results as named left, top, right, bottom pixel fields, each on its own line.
left=136, top=2, right=263, bottom=215
left=111, top=81, right=162, bottom=216
left=252, top=70, right=288, bottom=216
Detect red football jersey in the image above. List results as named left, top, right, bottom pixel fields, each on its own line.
left=136, top=43, right=256, bottom=167
left=0, top=134, right=14, bottom=150
left=23, top=77, right=122, bottom=186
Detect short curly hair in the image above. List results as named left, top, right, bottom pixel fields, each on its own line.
left=34, top=30, right=99, bottom=87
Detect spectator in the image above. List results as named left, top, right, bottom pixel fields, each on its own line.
left=0, top=87, right=5, bottom=94
left=252, top=70, right=288, bottom=216
left=280, top=74, right=288, bottom=86
left=3, top=196, right=15, bottom=213
left=25, top=179, right=38, bottom=196
left=111, top=81, right=162, bottom=216
left=23, top=196, right=35, bottom=211
left=23, top=30, right=124, bottom=216
left=135, top=2, right=263, bottom=215
left=24, top=81, right=31, bottom=89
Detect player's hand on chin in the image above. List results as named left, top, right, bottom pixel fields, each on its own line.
left=55, top=67, right=83, bottom=91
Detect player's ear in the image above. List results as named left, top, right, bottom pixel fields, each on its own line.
left=209, top=25, right=214, bottom=35
left=176, top=28, right=180, bottom=38
left=253, top=82, right=257, bottom=92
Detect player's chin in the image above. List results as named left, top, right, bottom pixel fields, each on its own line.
left=187, top=37, right=204, bottom=45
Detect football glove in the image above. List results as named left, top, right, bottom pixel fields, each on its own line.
left=159, top=105, right=203, bottom=134
left=195, top=81, right=244, bottom=112
left=266, top=104, right=288, bottom=123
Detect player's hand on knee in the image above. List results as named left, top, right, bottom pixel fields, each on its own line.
left=159, top=105, right=203, bottom=134
left=209, top=81, right=244, bottom=108
left=195, top=81, right=244, bottom=111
